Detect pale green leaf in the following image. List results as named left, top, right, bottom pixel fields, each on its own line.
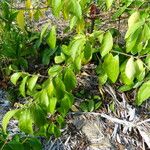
left=27, top=75, right=39, bottom=91
left=10, top=72, right=22, bottom=85
left=102, top=54, right=119, bottom=83
left=105, top=0, right=113, bottom=9
left=51, top=0, right=62, bottom=17
left=48, top=65, right=62, bottom=77
left=54, top=53, right=65, bottom=64
left=100, top=31, right=113, bottom=57
left=136, top=80, right=150, bottom=106
left=135, top=59, right=145, bottom=81
left=125, top=57, right=136, bottom=80
left=2, top=109, right=19, bottom=133
left=125, top=21, right=144, bottom=39
left=70, top=37, right=86, bottom=61
left=128, top=11, right=140, bottom=29
left=19, top=76, right=28, bottom=97
left=16, top=10, right=25, bottom=30
left=48, top=97, right=57, bottom=114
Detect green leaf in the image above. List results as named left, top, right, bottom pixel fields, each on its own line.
left=125, top=21, right=144, bottom=39
left=27, top=75, right=39, bottom=91
left=2, top=109, right=19, bottom=133
left=5, top=141, right=24, bottom=150
left=135, top=59, right=145, bottom=81
left=51, top=0, right=62, bottom=17
left=70, top=16, right=77, bottom=30
left=83, top=42, right=92, bottom=63
left=98, top=71, right=108, bottom=86
left=126, top=28, right=141, bottom=53
left=48, top=65, right=63, bottom=77
left=16, top=10, right=25, bottom=30
left=80, top=101, right=88, bottom=112
left=70, top=36, right=86, bottom=61
left=136, top=80, right=150, bottom=106
left=47, top=26, right=56, bottom=49
left=59, top=93, right=74, bottom=116
left=48, top=97, right=57, bottom=114
left=128, top=11, right=140, bottom=29
left=125, top=57, right=136, bottom=80
left=64, top=68, right=77, bottom=92
left=102, top=54, right=119, bottom=83
left=100, top=31, right=113, bottom=57
left=112, top=6, right=127, bottom=20
left=19, top=76, right=28, bottom=97
left=54, top=53, right=65, bottom=64
left=40, top=23, right=49, bottom=42
left=88, top=100, right=94, bottom=112
left=118, top=85, right=133, bottom=92
left=141, top=23, right=150, bottom=41
left=105, top=0, right=113, bottom=9
left=53, top=77, right=66, bottom=99
left=18, top=109, right=33, bottom=134
left=10, top=72, right=22, bottom=85
left=40, top=90, right=49, bottom=108
left=69, top=0, right=82, bottom=19
left=30, top=104, right=46, bottom=127
left=24, top=138, right=42, bottom=150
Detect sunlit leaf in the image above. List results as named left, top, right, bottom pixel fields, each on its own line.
left=48, top=97, right=57, bottom=114
left=125, top=57, right=136, bottom=80
left=19, top=76, right=29, bottom=97
left=47, top=26, right=56, bottom=49
left=27, top=75, right=39, bottom=91
left=16, top=10, right=25, bottom=30
left=18, top=109, right=33, bottom=134
left=2, top=109, right=19, bottom=133
left=100, top=31, right=113, bottom=57
left=136, top=80, right=150, bottom=106
left=10, top=72, right=22, bottom=85
left=102, top=54, right=119, bottom=83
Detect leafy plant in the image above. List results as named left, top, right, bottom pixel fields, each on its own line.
left=0, top=128, right=41, bottom=150
left=0, top=0, right=150, bottom=143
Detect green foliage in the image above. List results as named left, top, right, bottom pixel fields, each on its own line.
left=0, top=0, right=150, bottom=147
left=0, top=129, right=42, bottom=150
